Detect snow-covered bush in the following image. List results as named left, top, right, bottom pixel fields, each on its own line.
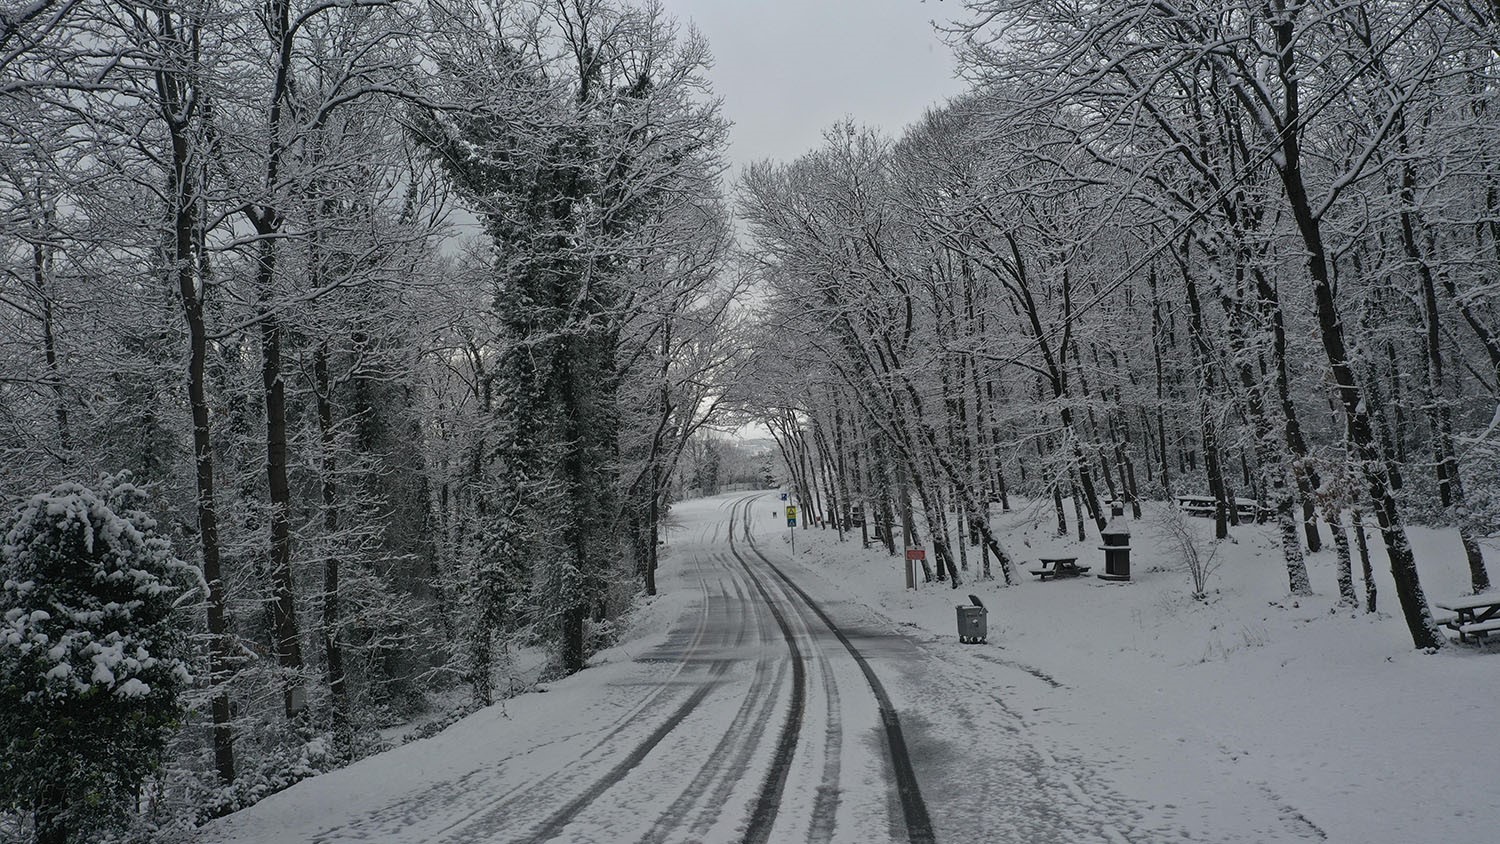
left=0, top=473, right=197, bottom=844
left=1155, top=506, right=1223, bottom=600
left=198, top=735, right=337, bottom=821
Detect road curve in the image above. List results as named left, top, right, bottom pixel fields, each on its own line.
left=728, top=495, right=936, bottom=844
left=442, top=493, right=939, bottom=843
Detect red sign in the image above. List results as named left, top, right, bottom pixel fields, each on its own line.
left=905, top=548, right=926, bottom=561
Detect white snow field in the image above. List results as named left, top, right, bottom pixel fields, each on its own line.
left=203, top=492, right=1500, bottom=843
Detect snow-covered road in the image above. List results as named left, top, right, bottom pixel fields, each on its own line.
left=206, top=492, right=1371, bottom=843
left=208, top=494, right=949, bottom=843
left=484, top=492, right=933, bottom=843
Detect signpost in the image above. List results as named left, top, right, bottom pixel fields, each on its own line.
left=904, top=547, right=926, bottom=590
left=786, top=505, right=798, bottom=555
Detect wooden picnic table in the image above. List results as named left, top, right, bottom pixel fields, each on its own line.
left=1233, top=498, right=1265, bottom=520
left=1029, top=556, right=1091, bottom=581
left=1434, top=592, right=1500, bottom=642
left=1175, top=495, right=1271, bottom=522
left=1175, top=495, right=1216, bottom=517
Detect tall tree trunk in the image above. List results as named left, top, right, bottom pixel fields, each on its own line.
left=1180, top=248, right=1230, bottom=540
left=32, top=236, right=71, bottom=454
left=1352, top=508, right=1377, bottom=613
left=251, top=0, right=307, bottom=718
left=794, top=425, right=822, bottom=527
left=257, top=239, right=306, bottom=717
left=313, top=341, right=349, bottom=741
left=1267, top=9, right=1440, bottom=648
left=642, top=319, right=672, bottom=596
left=1149, top=265, right=1174, bottom=498
left=159, top=23, right=235, bottom=780
left=999, top=238, right=1104, bottom=532
left=896, top=466, right=933, bottom=581
left=1403, top=177, right=1492, bottom=594
left=1382, top=342, right=1408, bottom=478
left=559, top=349, right=590, bottom=674
left=183, top=214, right=236, bottom=783
left=918, top=481, right=960, bottom=587
left=832, top=405, right=854, bottom=537
left=1329, top=507, right=1357, bottom=607
left=1070, top=476, right=1087, bottom=543
left=1214, top=239, right=1312, bottom=594
left=431, top=477, right=455, bottom=644
left=644, top=477, right=661, bottom=596
left=875, top=443, right=897, bottom=556
left=849, top=424, right=871, bottom=549
left=917, top=475, right=947, bottom=583
left=814, top=422, right=842, bottom=537
left=1252, top=265, right=1323, bottom=553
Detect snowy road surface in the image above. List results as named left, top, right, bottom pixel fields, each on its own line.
left=212, top=494, right=947, bottom=843
left=206, top=493, right=1344, bottom=843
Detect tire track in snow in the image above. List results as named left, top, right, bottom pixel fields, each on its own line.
left=527, top=501, right=802, bottom=844
left=520, top=674, right=725, bottom=841
left=509, top=566, right=752, bottom=841
left=739, top=505, right=936, bottom=844
left=1257, top=784, right=1328, bottom=840
left=516, top=501, right=798, bottom=843
left=477, top=505, right=786, bottom=842
left=727, top=498, right=844, bottom=843
left=740, top=503, right=844, bottom=843
left=780, top=580, right=844, bottom=843
left=427, top=575, right=735, bottom=843
left=684, top=617, right=786, bottom=839
left=965, top=650, right=1065, bottom=688
left=726, top=496, right=809, bottom=844
left=637, top=563, right=784, bottom=843
left=314, top=576, right=724, bottom=844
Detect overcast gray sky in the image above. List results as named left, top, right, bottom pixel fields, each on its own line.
left=657, top=0, right=965, bottom=175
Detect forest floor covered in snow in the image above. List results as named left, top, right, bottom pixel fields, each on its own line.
left=203, top=493, right=1499, bottom=843
left=746, top=494, right=1500, bottom=843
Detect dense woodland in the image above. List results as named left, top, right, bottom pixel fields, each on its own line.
left=739, top=0, right=1500, bottom=654
left=0, top=0, right=738, bottom=839
left=3, top=0, right=1500, bottom=840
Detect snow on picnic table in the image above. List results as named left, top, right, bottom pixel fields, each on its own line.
left=763, top=496, right=1500, bottom=843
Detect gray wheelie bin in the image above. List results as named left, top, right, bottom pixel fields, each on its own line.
left=956, top=595, right=987, bottom=644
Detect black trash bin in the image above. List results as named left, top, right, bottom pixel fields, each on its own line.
left=1098, top=506, right=1132, bottom=581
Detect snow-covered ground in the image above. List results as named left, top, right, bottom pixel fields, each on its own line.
left=202, top=492, right=1499, bottom=843
left=752, top=495, right=1500, bottom=842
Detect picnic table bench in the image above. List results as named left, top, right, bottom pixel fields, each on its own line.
left=1234, top=498, right=1274, bottom=521
left=1175, top=495, right=1272, bottom=522
left=1175, top=495, right=1216, bottom=517
left=1434, top=592, right=1500, bottom=643
left=1029, top=556, right=1091, bottom=581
